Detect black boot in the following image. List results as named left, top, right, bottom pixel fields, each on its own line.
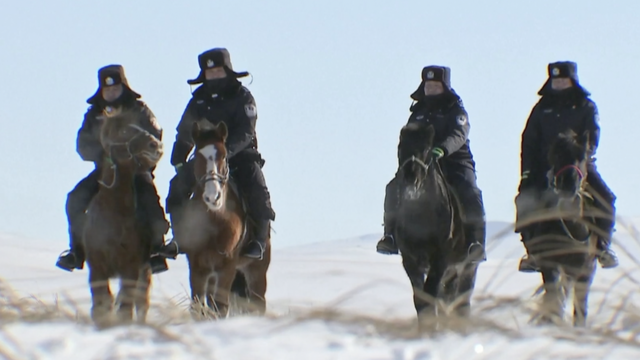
left=56, top=231, right=84, bottom=272
left=243, top=219, right=269, bottom=260
left=376, top=217, right=398, bottom=255
left=464, top=222, right=486, bottom=263
left=595, top=217, right=619, bottom=269
left=518, top=230, right=539, bottom=273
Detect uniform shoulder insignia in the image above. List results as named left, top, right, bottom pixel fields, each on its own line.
left=244, top=104, right=257, bottom=117
left=456, top=114, right=467, bottom=125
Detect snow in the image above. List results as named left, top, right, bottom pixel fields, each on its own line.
left=2, top=220, right=640, bottom=359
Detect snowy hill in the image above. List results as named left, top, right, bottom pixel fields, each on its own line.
left=2, top=220, right=640, bottom=359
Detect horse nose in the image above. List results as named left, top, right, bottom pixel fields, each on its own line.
left=148, top=141, right=158, bottom=149
left=214, top=192, right=221, bottom=202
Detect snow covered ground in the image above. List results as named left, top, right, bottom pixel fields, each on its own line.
left=2, top=220, right=640, bottom=359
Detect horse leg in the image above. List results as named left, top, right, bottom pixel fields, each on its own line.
left=455, top=263, right=480, bottom=318
left=206, top=275, right=217, bottom=312
left=439, top=266, right=458, bottom=316
left=212, top=263, right=237, bottom=318
left=573, top=270, right=595, bottom=327
left=539, top=269, right=564, bottom=325
left=187, top=256, right=210, bottom=319
left=116, top=270, right=138, bottom=324
left=401, top=256, right=429, bottom=318
left=134, top=265, right=152, bottom=324
left=88, top=267, right=113, bottom=327
left=243, top=264, right=269, bottom=315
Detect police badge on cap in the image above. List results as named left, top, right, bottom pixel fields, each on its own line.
left=187, top=47, right=250, bottom=85
left=86, top=64, right=141, bottom=104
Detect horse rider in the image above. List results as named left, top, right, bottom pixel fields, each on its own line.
left=515, top=61, right=619, bottom=271
left=165, top=47, right=275, bottom=261
left=376, top=65, right=486, bottom=263
left=55, top=64, right=178, bottom=274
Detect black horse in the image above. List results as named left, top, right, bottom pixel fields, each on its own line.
left=394, top=122, right=479, bottom=322
left=520, top=130, right=598, bottom=327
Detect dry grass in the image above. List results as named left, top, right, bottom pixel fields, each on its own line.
left=1, top=217, right=640, bottom=359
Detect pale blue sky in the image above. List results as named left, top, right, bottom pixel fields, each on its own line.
left=1, top=1, right=638, bottom=248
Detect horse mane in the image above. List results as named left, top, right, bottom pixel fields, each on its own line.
left=548, top=129, right=587, bottom=164
left=397, top=123, right=435, bottom=166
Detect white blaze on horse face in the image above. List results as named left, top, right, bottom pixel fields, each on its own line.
left=199, top=145, right=224, bottom=211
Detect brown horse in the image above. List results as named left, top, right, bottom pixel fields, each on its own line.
left=174, top=120, right=271, bottom=318
left=82, top=107, right=164, bottom=327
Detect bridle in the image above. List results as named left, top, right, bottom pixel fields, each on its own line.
left=98, top=124, right=157, bottom=188
left=196, top=150, right=230, bottom=189
left=550, top=163, right=590, bottom=241
left=551, top=164, right=586, bottom=193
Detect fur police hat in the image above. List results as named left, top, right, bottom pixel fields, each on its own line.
left=538, top=60, right=590, bottom=96
left=86, top=64, right=141, bottom=104
left=547, top=61, right=579, bottom=82
left=421, top=66, right=452, bottom=88
left=187, top=48, right=249, bottom=85
left=410, top=65, right=453, bottom=100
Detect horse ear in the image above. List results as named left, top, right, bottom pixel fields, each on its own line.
left=217, top=121, right=228, bottom=141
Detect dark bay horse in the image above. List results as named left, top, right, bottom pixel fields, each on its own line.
left=394, top=122, right=479, bottom=323
left=174, top=120, right=270, bottom=318
left=82, top=108, right=164, bottom=326
left=522, top=130, right=598, bottom=327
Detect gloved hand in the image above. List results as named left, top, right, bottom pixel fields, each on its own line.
left=431, top=147, right=445, bottom=160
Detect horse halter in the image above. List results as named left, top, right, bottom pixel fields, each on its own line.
left=98, top=125, right=157, bottom=188
left=197, top=155, right=229, bottom=188
left=400, top=155, right=432, bottom=174
left=106, top=124, right=155, bottom=161
left=551, top=164, right=585, bottom=192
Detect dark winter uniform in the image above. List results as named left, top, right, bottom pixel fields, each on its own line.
left=56, top=65, right=176, bottom=274
left=166, top=48, right=274, bottom=260
left=516, top=61, right=618, bottom=270
left=377, top=66, right=486, bottom=262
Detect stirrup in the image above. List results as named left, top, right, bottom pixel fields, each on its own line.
left=243, top=240, right=265, bottom=260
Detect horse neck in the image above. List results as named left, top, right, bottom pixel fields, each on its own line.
left=98, top=163, right=138, bottom=211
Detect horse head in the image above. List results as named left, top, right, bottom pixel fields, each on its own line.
left=99, top=107, right=163, bottom=170
left=547, top=129, right=590, bottom=200
left=191, top=120, right=229, bottom=212
left=397, top=122, right=436, bottom=184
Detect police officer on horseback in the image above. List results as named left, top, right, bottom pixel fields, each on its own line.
left=166, top=47, right=275, bottom=260
left=56, top=64, right=178, bottom=274
left=376, top=65, right=486, bottom=263
left=516, top=61, right=618, bottom=271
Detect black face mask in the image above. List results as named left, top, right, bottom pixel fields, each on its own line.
left=205, top=78, right=230, bottom=93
